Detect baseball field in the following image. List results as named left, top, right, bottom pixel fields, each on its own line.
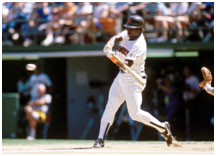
left=2, top=139, right=214, bottom=154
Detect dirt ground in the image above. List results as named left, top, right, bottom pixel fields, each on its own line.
left=2, top=139, right=214, bottom=154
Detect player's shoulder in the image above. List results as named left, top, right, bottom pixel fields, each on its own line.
left=39, top=73, right=50, bottom=77
left=118, top=30, right=128, bottom=39
left=29, top=73, right=36, bottom=79
left=135, top=34, right=146, bottom=48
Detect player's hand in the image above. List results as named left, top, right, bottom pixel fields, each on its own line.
left=109, top=56, right=118, bottom=64
left=107, top=51, right=115, bottom=58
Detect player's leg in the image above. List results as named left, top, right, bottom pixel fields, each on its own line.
left=24, top=106, right=38, bottom=140
left=124, top=85, right=166, bottom=133
left=124, top=83, right=180, bottom=146
left=94, top=76, right=125, bottom=148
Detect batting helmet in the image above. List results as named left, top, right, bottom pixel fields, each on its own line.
left=123, top=15, right=144, bottom=29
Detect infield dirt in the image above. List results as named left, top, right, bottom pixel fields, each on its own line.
left=2, top=139, right=214, bottom=154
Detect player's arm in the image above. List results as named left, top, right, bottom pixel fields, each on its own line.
left=105, top=35, right=123, bottom=50
left=28, top=98, right=47, bottom=106
left=103, top=32, right=124, bottom=58
left=29, top=94, right=52, bottom=106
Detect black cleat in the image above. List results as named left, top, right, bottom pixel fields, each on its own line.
left=161, top=122, right=182, bottom=147
left=93, top=139, right=104, bottom=148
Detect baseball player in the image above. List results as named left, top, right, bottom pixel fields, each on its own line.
left=93, top=15, right=180, bottom=148
left=25, top=83, right=52, bottom=140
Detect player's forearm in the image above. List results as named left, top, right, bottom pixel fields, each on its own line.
left=106, top=37, right=121, bottom=49
left=104, top=33, right=123, bottom=58
left=105, top=33, right=123, bottom=49
left=29, top=99, right=46, bottom=106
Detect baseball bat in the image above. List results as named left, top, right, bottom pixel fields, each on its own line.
left=110, top=54, right=145, bottom=86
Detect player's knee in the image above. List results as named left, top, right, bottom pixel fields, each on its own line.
left=128, top=109, right=150, bottom=123
left=128, top=110, right=139, bottom=121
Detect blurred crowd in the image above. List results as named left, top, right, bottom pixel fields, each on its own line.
left=2, top=2, right=214, bottom=47
left=149, top=63, right=214, bottom=140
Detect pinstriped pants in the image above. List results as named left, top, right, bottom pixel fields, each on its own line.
left=101, top=72, right=165, bottom=132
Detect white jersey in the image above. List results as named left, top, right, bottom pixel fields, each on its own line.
left=115, top=30, right=147, bottom=77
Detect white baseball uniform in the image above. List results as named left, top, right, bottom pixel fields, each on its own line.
left=98, top=30, right=166, bottom=139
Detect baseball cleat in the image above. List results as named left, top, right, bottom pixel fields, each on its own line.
left=161, top=122, right=182, bottom=147
left=93, top=139, right=104, bottom=148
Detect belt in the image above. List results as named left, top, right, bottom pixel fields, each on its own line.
left=119, top=69, right=147, bottom=79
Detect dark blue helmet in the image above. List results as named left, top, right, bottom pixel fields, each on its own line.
left=123, top=15, right=144, bottom=29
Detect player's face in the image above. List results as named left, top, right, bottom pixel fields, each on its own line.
left=126, top=27, right=142, bottom=40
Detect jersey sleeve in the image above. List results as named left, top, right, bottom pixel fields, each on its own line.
left=117, top=30, right=128, bottom=41
left=42, top=74, right=52, bottom=87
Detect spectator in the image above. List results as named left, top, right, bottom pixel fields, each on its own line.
left=2, top=2, right=13, bottom=46
left=99, top=3, right=118, bottom=37
left=109, top=2, right=129, bottom=33
left=55, top=2, right=78, bottom=44
left=25, top=83, right=52, bottom=140
left=28, top=64, right=52, bottom=101
left=20, top=2, right=35, bottom=47
left=183, top=66, right=201, bottom=140
left=153, top=3, right=172, bottom=42
left=157, top=77, right=181, bottom=123
left=3, top=2, right=26, bottom=45
left=36, top=2, right=53, bottom=46
left=183, top=66, right=201, bottom=103
left=73, top=2, right=93, bottom=44
left=91, top=2, right=115, bottom=43
left=40, top=2, right=78, bottom=46
left=168, top=2, right=189, bottom=42
left=2, top=2, right=214, bottom=45
left=196, top=2, right=214, bottom=42
left=128, top=2, right=171, bottom=42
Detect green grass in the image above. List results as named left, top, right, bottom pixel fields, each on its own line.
left=2, top=138, right=156, bottom=146
left=2, top=139, right=94, bottom=145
